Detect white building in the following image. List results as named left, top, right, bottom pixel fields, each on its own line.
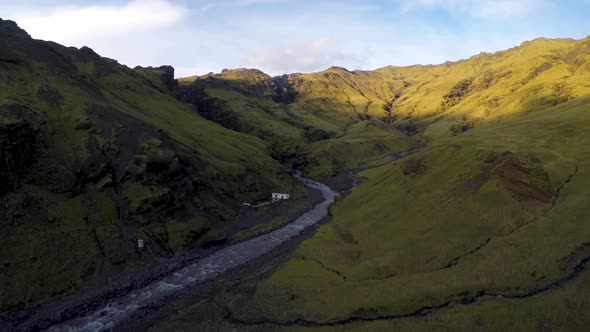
left=272, top=193, right=290, bottom=201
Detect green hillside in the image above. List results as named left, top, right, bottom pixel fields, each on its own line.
left=3, top=14, right=590, bottom=331
left=179, top=67, right=416, bottom=188
left=0, top=18, right=296, bottom=310
left=155, top=36, right=590, bottom=331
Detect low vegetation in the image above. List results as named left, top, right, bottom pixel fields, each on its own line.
left=3, top=17, right=590, bottom=331
left=153, top=36, right=590, bottom=331
left=0, top=18, right=294, bottom=310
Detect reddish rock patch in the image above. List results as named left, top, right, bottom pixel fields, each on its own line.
left=495, top=154, right=554, bottom=203
left=403, top=157, right=427, bottom=175
left=484, top=151, right=500, bottom=163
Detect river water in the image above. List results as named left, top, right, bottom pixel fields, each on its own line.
left=46, top=174, right=336, bottom=332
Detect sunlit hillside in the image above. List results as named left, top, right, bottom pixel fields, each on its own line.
left=3, top=12, right=590, bottom=331
left=157, top=36, right=590, bottom=331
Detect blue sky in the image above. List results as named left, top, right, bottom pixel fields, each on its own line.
left=1, top=0, right=590, bottom=77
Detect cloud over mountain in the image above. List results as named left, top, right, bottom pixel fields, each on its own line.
left=12, top=0, right=187, bottom=46
left=248, top=38, right=365, bottom=74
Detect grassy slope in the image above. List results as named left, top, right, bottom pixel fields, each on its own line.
left=180, top=37, right=590, bottom=188
left=157, top=37, right=590, bottom=330
left=303, top=120, right=412, bottom=188
left=179, top=68, right=416, bottom=186
left=179, top=69, right=355, bottom=157
left=238, top=99, right=589, bottom=320
left=4, top=15, right=590, bottom=328
left=0, top=19, right=293, bottom=310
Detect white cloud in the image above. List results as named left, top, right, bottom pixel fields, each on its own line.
left=236, top=0, right=291, bottom=5
left=398, top=0, right=544, bottom=17
left=10, top=0, right=187, bottom=45
left=247, top=38, right=366, bottom=74
left=198, top=0, right=292, bottom=13
left=0, top=0, right=579, bottom=79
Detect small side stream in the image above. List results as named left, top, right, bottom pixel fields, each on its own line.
left=46, top=173, right=336, bottom=332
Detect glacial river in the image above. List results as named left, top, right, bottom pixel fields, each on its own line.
left=46, top=173, right=336, bottom=332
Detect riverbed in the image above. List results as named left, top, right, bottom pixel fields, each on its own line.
left=43, top=173, right=336, bottom=332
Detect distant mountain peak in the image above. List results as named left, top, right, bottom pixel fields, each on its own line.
left=0, top=18, right=31, bottom=39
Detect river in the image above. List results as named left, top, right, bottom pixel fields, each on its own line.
left=45, top=173, right=336, bottom=332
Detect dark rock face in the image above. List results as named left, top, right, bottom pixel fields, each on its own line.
left=0, top=121, right=37, bottom=194
left=158, top=65, right=179, bottom=94
left=0, top=192, right=48, bottom=227
left=271, top=75, right=299, bottom=103
left=178, top=87, right=242, bottom=131
left=78, top=46, right=102, bottom=60
left=37, top=82, right=64, bottom=108
left=133, top=65, right=179, bottom=94
left=0, top=19, right=291, bottom=312
left=0, top=18, right=31, bottom=39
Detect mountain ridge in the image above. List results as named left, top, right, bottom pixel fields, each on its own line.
left=3, top=16, right=590, bottom=331
left=0, top=18, right=304, bottom=312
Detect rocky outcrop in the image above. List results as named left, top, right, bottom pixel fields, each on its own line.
left=133, top=65, right=179, bottom=94
left=495, top=153, right=554, bottom=203
left=0, top=121, right=37, bottom=195
left=158, top=65, right=178, bottom=93
left=271, top=75, right=299, bottom=103
left=0, top=18, right=31, bottom=39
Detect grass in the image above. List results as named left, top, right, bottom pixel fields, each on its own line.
left=151, top=36, right=590, bottom=330
left=303, top=120, right=413, bottom=182
left=179, top=69, right=355, bottom=159
left=204, top=96, right=590, bottom=328
left=0, top=188, right=100, bottom=309
left=0, top=21, right=295, bottom=310
left=232, top=216, right=289, bottom=242
left=4, top=18, right=590, bottom=330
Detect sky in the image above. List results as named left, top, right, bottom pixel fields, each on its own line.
left=1, top=0, right=590, bottom=77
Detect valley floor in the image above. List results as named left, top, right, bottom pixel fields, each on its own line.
left=143, top=257, right=590, bottom=331
left=2, top=175, right=330, bottom=332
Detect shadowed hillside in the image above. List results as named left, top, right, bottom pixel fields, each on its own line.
left=0, top=18, right=297, bottom=311
left=154, top=36, right=590, bottom=331
left=3, top=15, right=590, bottom=331
left=178, top=37, right=590, bottom=188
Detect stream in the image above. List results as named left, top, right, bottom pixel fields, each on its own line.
left=44, top=173, right=336, bottom=332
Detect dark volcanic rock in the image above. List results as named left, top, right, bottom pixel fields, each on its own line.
left=178, top=88, right=241, bottom=131
left=158, top=65, right=178, bottom=93
left=271, top=75, right=299, bottom=103
left=134, top=65, right=179, bottom=94
left=75, top=117, right=93, bottom=130
left=0, top=121, right=37, bottom=194
left=37, top=81, right=64, bottom=108
left=78, top=46, right=102, bottom=60
left=0, top=18, right=31, bottom=39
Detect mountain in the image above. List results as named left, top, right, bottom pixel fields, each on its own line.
left=3, top=16, right=590, bottom=331
left=158, top=38, right=590, bottom=330
left=0, top=18, right=298, bottom=311
left=178, top=67, right=413, bottom=189
left=178, top=37, right=590, bottom=188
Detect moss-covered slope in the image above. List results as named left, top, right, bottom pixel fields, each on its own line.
left=158, top=37, right=590, bottom=331
left=0, top=18, right=293, bottom=310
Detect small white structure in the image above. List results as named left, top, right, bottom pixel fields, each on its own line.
left=137, top=239, right=145, bottom=248
left=272, top=193, right=290, bottom=201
